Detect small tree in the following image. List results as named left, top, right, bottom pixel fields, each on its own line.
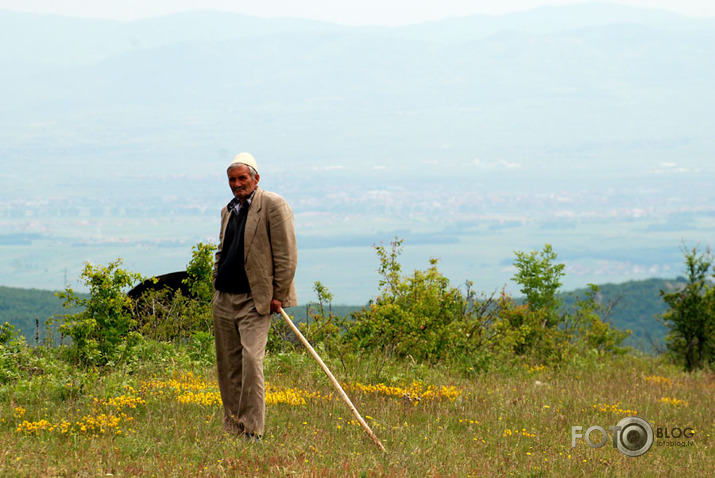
left=184, top=242, right=216, bottom=306
left=345, top=238, right=491, bottom=363
left=56, top=259, right=142, bottom=367
left=0, top=322, right=27, bottom=383
left=660, top=245, right=714, bottom=371
left=508, top=245, right=629, bottom=362
left=512, top=244, right=565, bottom=327
left=302, top=281, right=339, bottom=344
left=182, top=242, right=217, bottom=335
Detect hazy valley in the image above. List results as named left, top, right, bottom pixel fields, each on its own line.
left=1, top=3, right=713, bottom=304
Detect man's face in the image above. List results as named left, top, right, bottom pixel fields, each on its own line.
left=228, top=164, right=259, bottom=201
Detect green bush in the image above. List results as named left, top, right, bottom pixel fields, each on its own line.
left=343, top=239, right=498, bottom=364
left=299, top=282, right=346, bottom=353
left=661, top=245, right=715, bottom=371
left=55, top=259, right=142, bottom=367
left=492, top=296, right=564, bottom=361
left=267, top=282, right=343, bottom=356
left=184, top=242, right=216, bottom=305
left=44, top=239, right=633, bottom=373
left=0, top=321, right=19, bottom=346
left=0, top=322, right=80, bottom=385
left=0, top=322, right=25, bottom=383
left=181, top=242, right=217, bottom=337
left=565, top=284, right=631, bottom=356
left=512, top=244, right=565, bottom=327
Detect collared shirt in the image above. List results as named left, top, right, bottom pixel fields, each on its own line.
left=227, top=189, right=256, bottom=215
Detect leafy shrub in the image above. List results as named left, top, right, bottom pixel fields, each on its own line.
left=55, top=259, right=142, bottom=367
left=343, top=239, right=498, bottom=364
left=566, top=284, right=631, bottom=356
left=269, top=239, right=632, bottom=370
left=182, top=242, right=216, bottom=336
left=0, top=322, right=26, bottom=383
left=512, top=244, right=565, bottom=327
left=267, top=314, right=298, bottom=354
left=0, top=322, right=78, bottom=384
left=184, top=242, right=216, bottom=304
left=188, top=330, right=216, bottom=364
left=508, top=246, right=630, bottom=362
left=660, top=245, right=715, bottom=371
left=492, top=296, right=563, bottom=361
left=300, top=282, right=349, bottom=353
left=268, top=282, right=347, bottom=355
left=0, top=321, right=19, bottom=346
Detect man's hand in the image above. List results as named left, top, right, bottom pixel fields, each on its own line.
left=270, top=298, right=283, bottom=314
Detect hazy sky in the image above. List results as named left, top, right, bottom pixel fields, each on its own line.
left=0, top=0, right=714, bottom=25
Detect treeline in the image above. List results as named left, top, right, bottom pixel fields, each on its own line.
left=0, top=276, right=685, bottom=353
left=0, top=287, right=84, bottom=344
left=1, top=240, right=713, bottom=378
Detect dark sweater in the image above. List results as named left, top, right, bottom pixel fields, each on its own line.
left=214, top=204, right=251, bottom=294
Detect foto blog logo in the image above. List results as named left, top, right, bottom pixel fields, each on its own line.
left=571, top=416, right=654, bottom=457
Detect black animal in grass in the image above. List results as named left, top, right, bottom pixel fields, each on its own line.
left=127, top=271, right=191, bottom=301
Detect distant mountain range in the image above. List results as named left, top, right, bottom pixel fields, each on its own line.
left=2, top=2, right=714, bottom=175
left=560, top=277, right=687, bottom=352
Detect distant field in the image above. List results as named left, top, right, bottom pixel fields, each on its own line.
left=0, top=210, right=708, bottom=306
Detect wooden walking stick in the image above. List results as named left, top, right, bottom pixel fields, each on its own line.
left=278, top=308, right=386, bottom=453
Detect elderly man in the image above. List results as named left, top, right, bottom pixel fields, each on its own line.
left=212, top=152, right=298, bottom=440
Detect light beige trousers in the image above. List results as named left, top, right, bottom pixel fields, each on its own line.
left=213, top=291, right=272, bottom=435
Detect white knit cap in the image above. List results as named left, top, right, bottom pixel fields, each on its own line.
left=228, top=152, right=258, bottom=173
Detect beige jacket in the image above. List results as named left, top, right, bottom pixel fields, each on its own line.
left=213, top=187, right=298, bottom=315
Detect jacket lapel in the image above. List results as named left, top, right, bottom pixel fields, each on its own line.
left=243, top=187, right=262, bottom=259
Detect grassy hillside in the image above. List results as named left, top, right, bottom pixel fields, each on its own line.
left=1, top=349, right=711, bottom=476
left=0, top=286, right=86, bottom=343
